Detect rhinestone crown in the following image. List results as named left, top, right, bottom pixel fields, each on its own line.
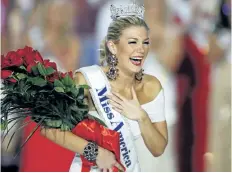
left=110, top=0, right=145, bottom=21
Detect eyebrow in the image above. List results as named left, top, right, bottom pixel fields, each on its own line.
left=128, top=37, right=150, bottom=41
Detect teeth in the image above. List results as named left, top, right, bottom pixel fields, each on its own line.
left=130, top=57, right=142, bottom=60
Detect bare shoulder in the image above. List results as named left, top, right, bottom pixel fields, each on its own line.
left=74, top=70, right=96, bottom=111
left=74, top=71, right=87, bottom=85
left=142, top=74, right=162, bottom=101
left=74, top=71, right=88, bottom=97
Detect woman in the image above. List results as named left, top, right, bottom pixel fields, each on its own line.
left=41, top=4, right=168, bottom=172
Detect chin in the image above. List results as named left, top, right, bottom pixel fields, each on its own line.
left=126, top=60, right=144, bottom=74
left=135, top=67, right=142, bottom=73
left=130, top=65, right=142, bottom=74
left=134, top=62, right=144, bottom=72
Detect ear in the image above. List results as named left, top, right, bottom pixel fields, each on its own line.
left=107, top=40, right=117, bottom=55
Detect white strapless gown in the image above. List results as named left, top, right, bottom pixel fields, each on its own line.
left=142, top=52, right=178, bottom=172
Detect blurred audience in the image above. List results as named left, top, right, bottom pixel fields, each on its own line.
left=175, top=0, right=219, bottom=170
left=1, top=0, right=8, bottom=54
left=26, top=0, right=81, bottom=71
left=74, top=0, right=107, bottom=67
left=176, top=0, right=230, bottom=171
left=205, top=0, right=231, bottom=171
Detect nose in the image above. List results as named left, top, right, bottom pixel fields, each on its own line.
left=137, top=43, right=145, bottom=54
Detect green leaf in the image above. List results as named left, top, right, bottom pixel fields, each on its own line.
left=45, top=120, right=62, bottom=128
left=15, top=73, right=27, bottom=80
left=1, top=120, right=7, bottom=130
left=37, top=63, right=47, bottom=76
left=77, top=88, right=84, bottom=100
left=54, top=79, right=65, bottom=88
left=31, top=66, right=39, bottom=75
left=33, top=78, right=47, bottom=87
left=77, top=103, right=89, bottom=110
left=2, top=118, right=23, bottom=143
left=28, top=77, right=47, bottom=87
left=12, top=76, right=18, bottom=81
left=60, top=123, right=71, bottom=131
left=39, top=89, right=50, bottom=93
left=79, top=84, right=91, bottom=89
left=71, top=87, right=78, bottom=97
left=23, top=85, right=31, bottom=92
left=19, top=66, right=27, bottom=71
left=54, top=87, right=65, bottom=93
left=65, top=87, right=71, bottom=92
left=5, top=118, right=33, bottom=150
left=62, top=75, right=74, bottom=86
left=46, top=67, right=55, bottom=75
left=70, top=105, right=79, bottom=112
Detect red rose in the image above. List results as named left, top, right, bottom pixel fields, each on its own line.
left=59, top=71, right=73, bottom=79
left=8, top=78, right=17, bottom=83
left=59, top=72, right=66, bottom=79
left=26, top=63, right=37, bottom=73
left=43, top=59, right=57, bottom=71
left=47, top=71, right=59, bottom=83
left=1, top=70, right=13, bottom=79
left=68, top=71, right=74, bottom=79
left=16, top=46, right=33, bottom=58
left=33, top=50, right=43, bottom=63
left=24, top=50, right=43, bottom=67
left=1, top=51, right=23, bottom=68
left=23, top=50, right=43, bottom=73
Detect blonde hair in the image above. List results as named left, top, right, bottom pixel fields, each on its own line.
left=99, top=16, right=149, bottom=65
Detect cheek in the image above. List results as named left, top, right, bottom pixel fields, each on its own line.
left=144, top=46, right=150, bottom=54
left=118, top=45, right=133, bottom=57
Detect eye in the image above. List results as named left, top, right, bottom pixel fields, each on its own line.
left=143, top=41, right=150, bottom=45
left=128, top=41, right=137, bottom=44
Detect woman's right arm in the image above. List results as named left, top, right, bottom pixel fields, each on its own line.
left=40, top=72, right=123, bottom=171
left=40, top=72, right=90, bottom=154
left=40, top=128, right=88, bottom=154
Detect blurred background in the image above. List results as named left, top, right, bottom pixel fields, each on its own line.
left=1, top=0, right=231, bottom=172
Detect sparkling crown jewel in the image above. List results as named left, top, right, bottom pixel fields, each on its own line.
left=110, top=0, right=145, bottom=21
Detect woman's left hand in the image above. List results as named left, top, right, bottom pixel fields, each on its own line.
left=107, top=86, right=147, bottom=121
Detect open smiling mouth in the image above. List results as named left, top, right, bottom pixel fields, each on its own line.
left=129, top=57, right=143, bottom=66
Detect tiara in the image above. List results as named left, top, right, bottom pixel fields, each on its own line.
left=110, top=1, right=145, bottom=21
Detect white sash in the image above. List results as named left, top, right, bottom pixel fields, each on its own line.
left=69, top=65, right=140, bottom=172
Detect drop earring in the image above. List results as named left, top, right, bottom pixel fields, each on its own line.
left=106, top=54, right=119, bottom=80
left=135, top=69, right=144, bottom=81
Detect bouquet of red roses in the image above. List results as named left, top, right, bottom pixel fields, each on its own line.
left=1, top=46, right=93, bottom=131
left=1, top=46, right=123, bottom=172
